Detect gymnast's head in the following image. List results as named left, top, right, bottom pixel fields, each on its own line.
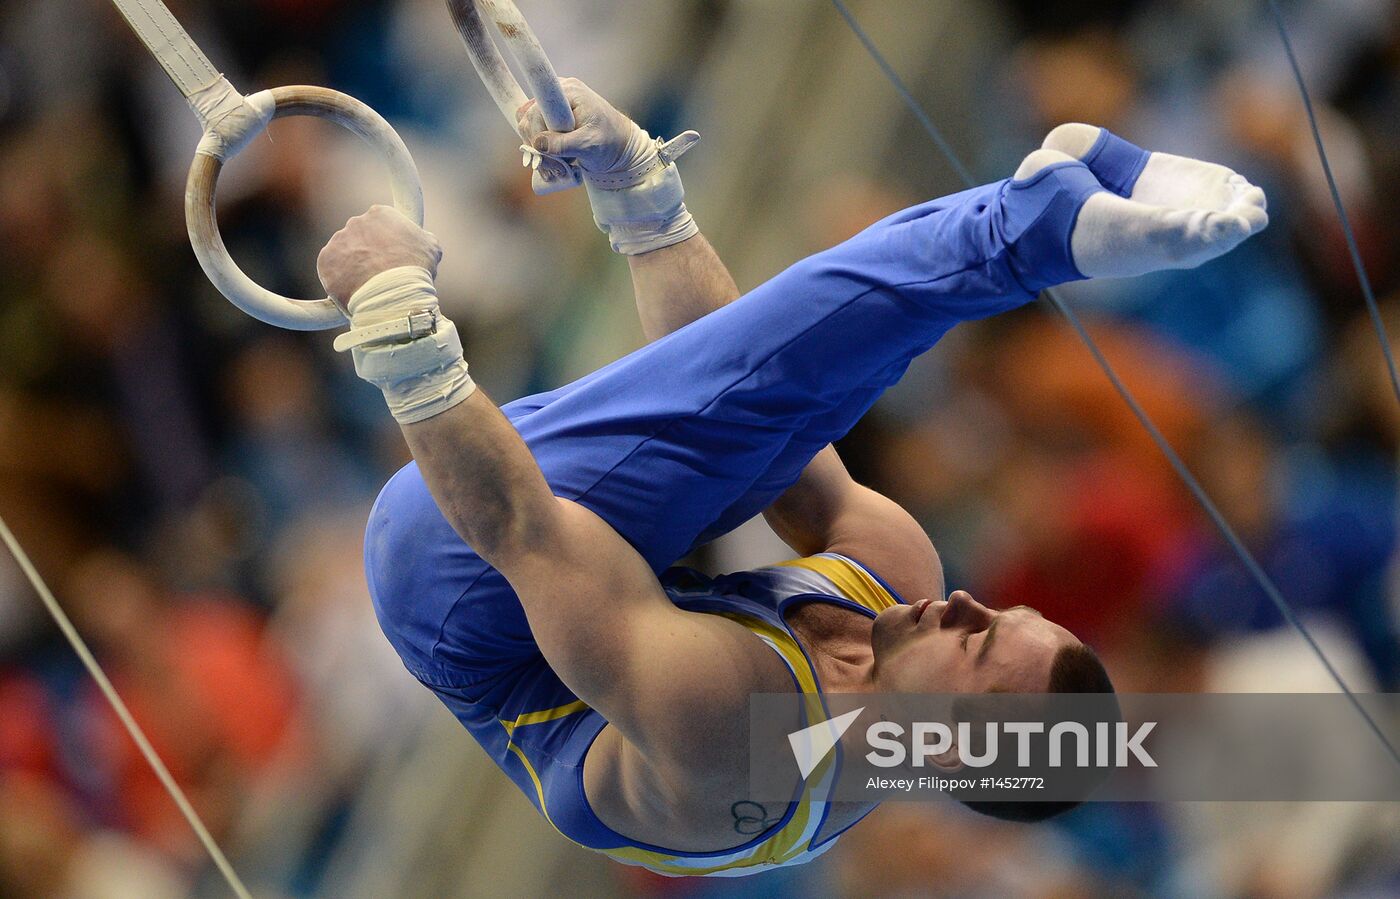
left=870, top=590, right=1104, bottom=695
left=868, top=590, right=1114, bottom=821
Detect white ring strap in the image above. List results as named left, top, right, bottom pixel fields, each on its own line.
left=108, top=0, right=220, bottom=101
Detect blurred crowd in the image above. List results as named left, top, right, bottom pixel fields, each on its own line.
left=1, top=1, right=1398, bottom=897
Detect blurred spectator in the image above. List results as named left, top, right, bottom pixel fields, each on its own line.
left=57, top=549, right=302, bottom=857
left=1168, top=411, right=1399, bottom=686
left=0, top=770, right=188, bottom=899
left=222, top=335, right=379, bottom=542
left=831, top=803, right=1109, bottom=897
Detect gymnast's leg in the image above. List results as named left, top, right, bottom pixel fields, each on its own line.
left=493, top=89, right=1268, bottom=568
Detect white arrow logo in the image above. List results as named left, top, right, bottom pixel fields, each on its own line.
left=787, top=707, right=865, bottom=779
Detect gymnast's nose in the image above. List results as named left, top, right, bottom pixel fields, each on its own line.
left=937, top=591, right=994, bottom=632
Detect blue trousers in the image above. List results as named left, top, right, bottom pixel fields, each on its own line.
left=364, top=162, right=1100, bottom=696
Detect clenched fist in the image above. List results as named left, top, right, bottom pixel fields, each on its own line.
left=516, top=77, right=699, bottom=194
left=512, top=76, right=700, bottom=254
left=516, top=77, right=647, bottom=186
left=316, top=205, right=443, bottom=307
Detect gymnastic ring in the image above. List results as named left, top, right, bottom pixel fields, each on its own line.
left=184, top=84, right=425, bottom=331
left=449, top=0, right=576, bottom=133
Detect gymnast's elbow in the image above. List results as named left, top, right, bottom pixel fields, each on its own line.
left=462, top=498, right=565, bottom=572
left=425, top=476, right=559, bottom=572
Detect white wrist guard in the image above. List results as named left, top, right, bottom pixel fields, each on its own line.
left=333, top=266, right=477, bottom=424
left=585, top=145, right=699, bottom=255
left=567, top=129, right=700, bottom=256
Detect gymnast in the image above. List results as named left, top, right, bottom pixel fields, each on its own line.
left=313, top=78, right=1267, bottom=875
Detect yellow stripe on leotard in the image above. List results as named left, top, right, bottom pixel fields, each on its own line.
left=500, top=699, right=590, bottom=736
left=777, top=554, right=899, bottom=613
left=505, top=742, right=572, bottom=837
left=497, top=700, right=593, bottom=841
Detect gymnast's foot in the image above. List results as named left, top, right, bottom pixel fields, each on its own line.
left=1013, top=124, right=1268, bottom=281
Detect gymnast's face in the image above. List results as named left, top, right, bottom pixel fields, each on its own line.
left=870, top=591, right=1077, bottom=694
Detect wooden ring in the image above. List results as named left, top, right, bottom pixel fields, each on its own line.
left=185, top=85, right=424, bottom=331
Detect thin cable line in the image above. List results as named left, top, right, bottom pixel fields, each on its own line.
left=1267, top=0, right=1400, bottom=406
left=829, top=0, right=973, bottom=187
left=829, top=0, right=1400, bottom=770
left=0, top=515, right=254, bottom=899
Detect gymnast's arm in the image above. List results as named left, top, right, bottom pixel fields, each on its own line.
left=763, top=447, right=944, bottom=601
left=317, top=207, right=772, bottom=780
left=400, top=396, right=776, bottom=760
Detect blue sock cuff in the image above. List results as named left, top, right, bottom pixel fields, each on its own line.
left=1001, top=161, right=1102, bottom=292
left=1082, top=128, right=1151, bottom=197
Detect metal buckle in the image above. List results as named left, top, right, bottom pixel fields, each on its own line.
left=406, top=309, right=438, bottom=339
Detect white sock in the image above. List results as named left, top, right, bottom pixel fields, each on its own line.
left=1034, top=125, right=1269, bottom=279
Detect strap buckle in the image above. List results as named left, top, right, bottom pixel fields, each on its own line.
left=405, top=309, right=438, bottom=339
left=333, top=308, right=440, bottom=353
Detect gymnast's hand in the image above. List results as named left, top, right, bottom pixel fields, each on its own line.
left=316, top=205, right=443, bottom=307
left=1021, top=123, right=1269, bottom=280
left=516, top=77, right=634, bottom=187
left=516, top=77, right=699, bottom=194
left=515, top=77, right=701, bottom=256
left=317, top=206, right=473, bottom=426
